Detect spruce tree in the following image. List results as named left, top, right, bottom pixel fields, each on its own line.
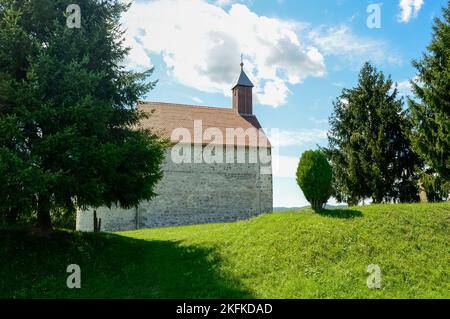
left=410, top=3, right=450, bottom=182
left=324, top=62, right=419, bottom=205
left=0, top=0, right=166, bottom=231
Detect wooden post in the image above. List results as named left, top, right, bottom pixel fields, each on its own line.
left=93, top=210, right=101, bottom=232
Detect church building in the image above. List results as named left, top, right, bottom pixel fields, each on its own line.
left=76, top=62, right=273, bottom=231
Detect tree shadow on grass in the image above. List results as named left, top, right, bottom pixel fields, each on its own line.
left=0, top=229, right=253, bottom=299
left=316, top=208, right=363, bottom=219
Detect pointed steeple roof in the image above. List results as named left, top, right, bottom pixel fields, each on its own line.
left=232, top=58, right=254, bottom=89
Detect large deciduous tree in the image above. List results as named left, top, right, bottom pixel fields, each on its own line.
left=324, top=62, right=419, bottom=205
left=0, top=0, right=167, bottom=232
left=409, top=3, right=450, bottom=183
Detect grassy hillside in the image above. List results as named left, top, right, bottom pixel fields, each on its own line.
left=1, top=203, right=449, bottom=298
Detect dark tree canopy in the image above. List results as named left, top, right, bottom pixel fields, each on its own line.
left=410, top=3, right=450, bottom=182
left=0, top=0, right=167, bottom=231
left=296, top=150, right=332, bottom=211
left=324, top=62, right=419, bottom=205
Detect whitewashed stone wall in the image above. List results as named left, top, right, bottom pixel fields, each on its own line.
left=76, top=145, right=273, bottom=232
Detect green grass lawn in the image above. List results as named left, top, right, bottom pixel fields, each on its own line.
left=1, top=203, right=449, bottom=298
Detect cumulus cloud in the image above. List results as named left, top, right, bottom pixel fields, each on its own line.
left=396, top=79, right=412, bottom=96
left=122, top=0, right=326, bottom=107
left=308, top=26, right=402, bottom=69
left=398, top=0, right=424, bottom=23
left=122, top=0, right=401, bottom=107
left=268, top=129, right=328, bottom=148
left=396, top=76, right=419, bottom=97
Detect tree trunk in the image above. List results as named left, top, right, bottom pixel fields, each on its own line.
left=372, top=196, right=383, bottom=204
left=311, top=200, right=323, bottom=212
left=36, top=196, right=53, bottom=233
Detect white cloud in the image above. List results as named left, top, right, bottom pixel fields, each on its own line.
left=341, top=98, right=349, bottom=105
left=273, top=155, right=299, bottom=178
left=308, top=26, right=402, bottom=68
left=256, top=79, right=290, bottom=107
left=192, top=97, right=204, bottom=104
left=396, top=76, right=419, bottom=97
left=398, top=0, right=424, bottom=23
left=397, top=79, right=412, bottom=96
left=268, top=129, right=328, bottom=179
left=268, top=129, right=328, bottom=148
left=123, top=31, right=152, bottom=71
left=122, top=0, right=326, bottom=108
left=309, top=117, right=328, bottom=125
left=213, top=0, right=239, bottom=7
left=122, top=0, right=401, bottom=107
left=332, top=81, right=345, bottom=87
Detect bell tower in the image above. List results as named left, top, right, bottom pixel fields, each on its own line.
left=232, top=57, right=254, bottom=115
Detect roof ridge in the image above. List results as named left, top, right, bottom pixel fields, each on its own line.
left=139, top=101, right=234, bottom=112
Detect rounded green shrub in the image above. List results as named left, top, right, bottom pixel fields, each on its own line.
left=296, top=150, right=333, bottom=211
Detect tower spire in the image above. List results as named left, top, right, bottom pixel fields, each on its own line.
left=232, top=55, right=254, bottom=115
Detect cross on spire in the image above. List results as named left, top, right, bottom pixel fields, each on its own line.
left=240, top=53, right=244, bottom=70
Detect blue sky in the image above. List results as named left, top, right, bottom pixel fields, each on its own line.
left=121, top=0, right=447, bottom=207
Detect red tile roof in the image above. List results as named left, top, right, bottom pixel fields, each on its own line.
left=138, top=102, right=271, bottom=148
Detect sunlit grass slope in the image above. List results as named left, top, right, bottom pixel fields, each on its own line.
left=1, top=203, right=449, bottom=298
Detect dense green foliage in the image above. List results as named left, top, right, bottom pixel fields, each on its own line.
left=419, top=169, right=450, bottom=202
left=0, top=0, right=167, bottom=230
left=1, top=203, right=449, bottom=298
left=324, top=62, right=419, bottom=205
left=409, top=3, right=450, bottom=189
left=296, top=150, right=332, bottom=210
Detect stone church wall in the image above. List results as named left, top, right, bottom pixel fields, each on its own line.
left=76, top=145, right=273, bottom=232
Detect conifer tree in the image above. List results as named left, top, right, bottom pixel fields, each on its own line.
left=410, top=3, right=450, bottom=183
left=324, top=62, right=419, bottom=205
left=0, top=0, right=166, bottom=231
